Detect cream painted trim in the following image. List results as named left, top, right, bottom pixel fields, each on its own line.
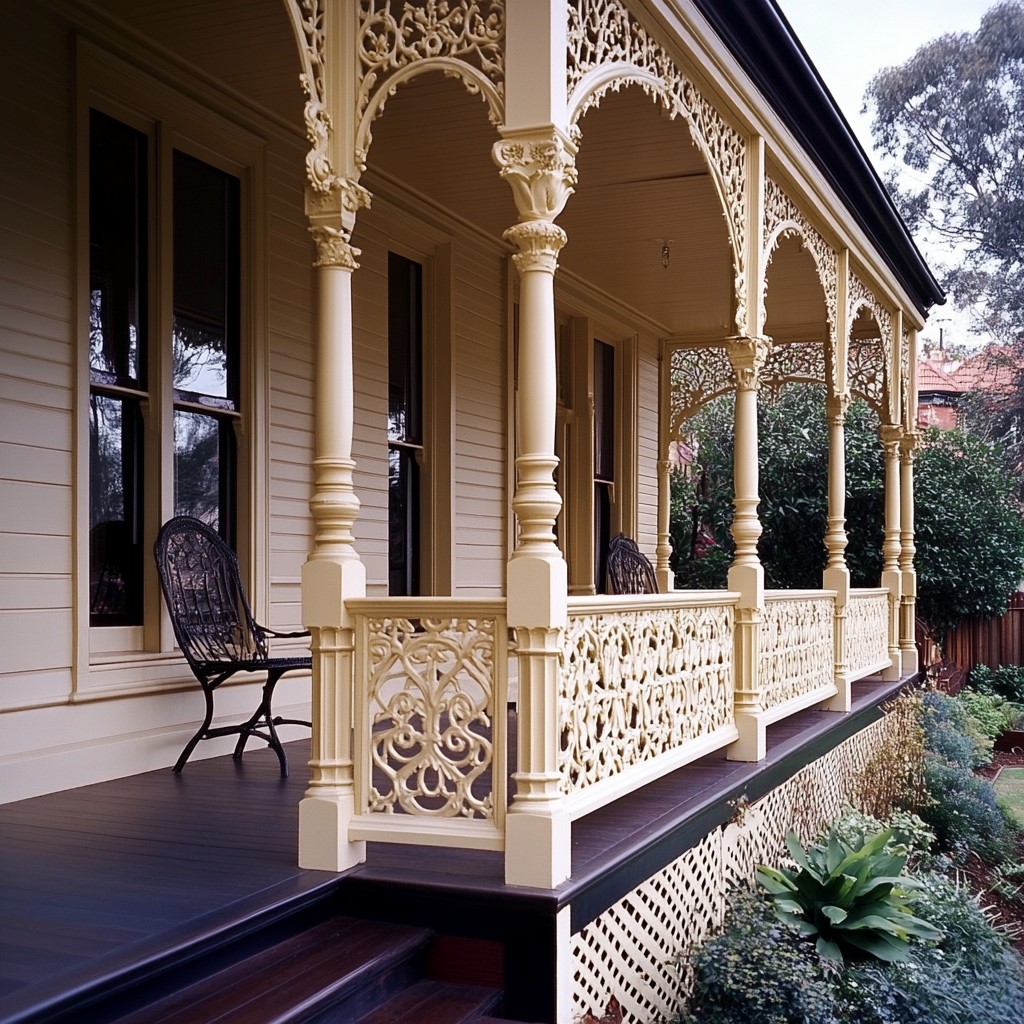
left=74, top=39, right=270, bottom=691
left=348, top=816, right=504, bottom=851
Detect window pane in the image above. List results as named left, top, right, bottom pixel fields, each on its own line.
left=388, top=253, right=422, bottom=444
left=389, top=446, right=420, bottom=596
left=174, top=410, right=235, bottom=533
left=172, top=151, right=239, bottom=405
left=89, top=111, right=147, bottom=387
left=89, top=394, right=143, bottom=625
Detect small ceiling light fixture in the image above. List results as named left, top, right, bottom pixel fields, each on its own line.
left=661, top=240, right=673, bottom=269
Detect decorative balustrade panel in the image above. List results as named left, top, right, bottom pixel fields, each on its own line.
left=759, top=593, right=834, bottom=710
left=354, top=601, right=506, bottom=824
left=559, top=600, right=735, bottom=796
left=846, top=590, right=891, bottom=679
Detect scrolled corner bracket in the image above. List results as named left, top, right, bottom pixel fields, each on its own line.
left=309, top=224, right=362, bottom=269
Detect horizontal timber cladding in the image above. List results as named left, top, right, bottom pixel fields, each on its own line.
left=569, top=696, right=916, bottom=1024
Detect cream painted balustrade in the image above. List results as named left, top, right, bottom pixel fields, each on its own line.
left=559, top=594, right=739, bottom=818
left=759, top=591, right=837, bottom=721
left=347, top=598, right=508, bottom=852
left=845, top=589, right=892, bottom=681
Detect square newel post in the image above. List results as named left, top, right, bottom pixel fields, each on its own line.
left=899, top=431, right=919, bottom=675
left=298, top=182, right=369, bottom=872
left=823, top=393, right=851, bottom=712
left=726, top=336, right=771, bottom=762
left=494, top=129, right=577, bottom=889
left=656, top=459, right=675, bottom=592
left=879, top=423, right=904, bottom=680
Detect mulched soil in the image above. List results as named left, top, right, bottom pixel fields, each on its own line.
left=971, top=747, right=1024, bottom=956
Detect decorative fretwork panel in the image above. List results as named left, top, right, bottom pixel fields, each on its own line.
left=571, top=709, right=911, bottom=1024
left=559, top=602, right=735, bottom=795
left=566, top=0, right=749, bottom=332
left=667, top=344, right=734, bottom=436
left=847, top=272, right=892, bottom=417
left=846, top=590, right=890, bottom=679
left=354, top=602, right=506, bottom=823
left=762, top=178, right=839, bottom=392
left=761, top=340, right=827, bottom=397
left=759, top=594, right=834, bottom=710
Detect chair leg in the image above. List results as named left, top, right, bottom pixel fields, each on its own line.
left=233, top=670, right=289, bottom=777
left=174, top=685, right=216, bottom=773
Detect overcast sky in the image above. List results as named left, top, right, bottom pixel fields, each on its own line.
left=776, top=0, right=995, bottom=345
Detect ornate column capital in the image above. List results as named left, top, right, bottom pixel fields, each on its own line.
left=878, top=422, right=902, bottom=458
left=826, top=392, right=850, bottom=424
left=493, top=128, right=578, bottom=223
left=503, top=219, right=567, bottom=274
left=899, top=430, right=918, bottom=463
left=306, top=178, right=371, bottom=269
left=726, top=335, right=773, bottom=391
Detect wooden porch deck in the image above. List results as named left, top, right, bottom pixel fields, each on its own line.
left=0, top=673, right=909, bottom=1024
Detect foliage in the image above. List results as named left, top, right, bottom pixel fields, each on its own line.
left=967, top=663, right=1024, bottom=704
left=911, top=428, right=1024, bottom=640
left=756, top=828, right=941, bottom=963
left=864, top=0, right=1024, bottom=353
left=680, top=893, right=835, bottom=1024
left=956, top=689, right=1018, bottom=741
left=826, top=808, right=936, bottom=868
left=669, top=389, right=1024, bottom=643
left=919, top=690, right=991, bottom=770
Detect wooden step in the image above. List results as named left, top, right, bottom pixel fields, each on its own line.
left=351, top=979, right=502, bottom=1024
left=112, top=916, right=434, bottom=1024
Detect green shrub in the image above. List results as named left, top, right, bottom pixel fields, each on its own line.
left=683, top=893, right=834, bottom=1024
left=757, top=829, right=941, bottom=963
left=919, top=756, right=1013, bottom=862
left=956, top=689, right=1015, bottom=741
left=967, top=664, right=1024, bottom=704
left=920, top=691, right=991, bottom=769
left=826, top=808, right=935, bottom=867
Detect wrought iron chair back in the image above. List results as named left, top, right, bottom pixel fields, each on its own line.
left=154, top=516, right=311, bottom=775
left=605, top=533, right=658, bottom=595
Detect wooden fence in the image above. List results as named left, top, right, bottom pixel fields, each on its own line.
left=943, top=591, right=1024, bottom=674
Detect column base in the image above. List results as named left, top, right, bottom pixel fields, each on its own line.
left=504, top=805, right=572, bottom=888
left=821, top=674, right=851, bottom=713
left=298, top=790, right=366, bottom=872
left=728, top=711, right=766, bottom=762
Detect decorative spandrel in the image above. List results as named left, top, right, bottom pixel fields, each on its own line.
left=761, top=341, right=827, bottom=398
left=846, top=272, right=892, bottom=418
left=357, top=0, right=505, bottom=168
left=566, top=0, right=748, bottom=332
left=667, top=345, right=734, bottom=437
left=362, top=612, right=501, bottom=820
left=762, top=178, right=839, bottom=394
left=900, top=330, right=912, bottom=429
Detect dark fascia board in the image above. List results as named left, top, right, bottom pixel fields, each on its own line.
left=689, top=0, right=946, bottom=317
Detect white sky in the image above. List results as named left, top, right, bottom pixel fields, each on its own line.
left=777, top=0, right=994, bottom=347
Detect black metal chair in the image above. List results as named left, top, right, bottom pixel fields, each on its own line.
left=605, top=533, right=659, bottom=595
left=154, top=516, right=311, bottom=776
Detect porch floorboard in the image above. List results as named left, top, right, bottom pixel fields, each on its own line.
left=0, top=672, right=909, bottom=1023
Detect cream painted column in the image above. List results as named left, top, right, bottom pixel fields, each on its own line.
left=727, top=335, right=771, bottom=761
left=879, top=423, right=904, bottom=680
left=899, top=430, right=919, bottom=675
left=823, top=393, right=851, bottom=711
left=494, top=128, right=576, bottom=889
left=297, top=182, right=369, bottom=872
left=656, top=458, right=675, bottom=592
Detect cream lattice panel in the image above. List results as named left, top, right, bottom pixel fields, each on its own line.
left=571, top=832, right=724, bottom=1023
left=354, top=602, right=506, bottom=822
left=846, top=591, right=890, bottom=679
left=571, top=709, right=908, bottom=1023
left=559, top=602, right=734, bottom=796
left=759, top=594, right=834, bottom=710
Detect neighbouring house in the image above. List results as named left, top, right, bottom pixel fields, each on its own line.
left=917, top=341, right=1024, bottom=430
left=0, top=1, right=944, bottom=1021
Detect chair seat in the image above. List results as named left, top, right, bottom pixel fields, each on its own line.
left=197, top=656, right=312, bottom=674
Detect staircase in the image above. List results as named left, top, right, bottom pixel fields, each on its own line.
left=25, top=901, right=517, bottom=1024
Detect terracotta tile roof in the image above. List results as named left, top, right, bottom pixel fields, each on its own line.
left=917, top=359, right=963, bottom=394
left=953, top=344, right=1023, bottom=394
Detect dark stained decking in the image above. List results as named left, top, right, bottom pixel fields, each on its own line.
left=0, top=673, right=908, bottom=1023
